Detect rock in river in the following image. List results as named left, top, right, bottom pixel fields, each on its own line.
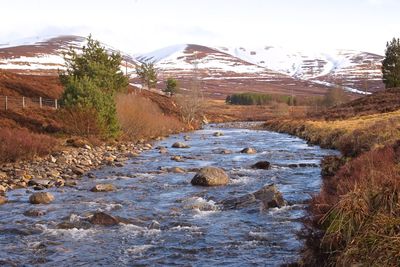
left=90, top=184, right=116, bottom=192
left=191, top=167, right=229, bottom=186
left=29, top=192, right=55, bottom=204
left=0, top=196, right=7, bottom=205
left=241, top=147, right=257, bottom=154
left=172, top=142, right=190, bottom=149
left=253, top=184, right=285, bottom=209
left=251, top=161, right=271, bottom=170
left=24, top=209, right=46, bottom=217
left=89, top=212, right=123, bottom=226
left=220, top=184, right=285, bottom=210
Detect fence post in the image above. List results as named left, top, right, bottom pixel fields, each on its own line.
left=22, top=97, right=25, bottom=108
left=5, top=96, right=7, bottom=110
left=39, top=97, right=42, bottom=108
left=55, top=99, right=58, bottom=110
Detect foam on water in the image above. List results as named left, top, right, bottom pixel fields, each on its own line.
left=0, top=123, right=339, bottom=266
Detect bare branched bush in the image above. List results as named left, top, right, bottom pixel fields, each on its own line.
left=176, top=64, right=204, bottom=127
left=58, top=107, right=102, bottom=137
left=116, top=94, right=184, bottom=141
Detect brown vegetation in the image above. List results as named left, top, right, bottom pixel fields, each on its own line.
left=309, top=87, right=400, bottom=120
left=306, top=143, right=400, bottom=266
left=116, top=93, right=184, bottom=141
left=263, top=88, right=400, bottom=266
left=0, top=127, right=58, bottom=162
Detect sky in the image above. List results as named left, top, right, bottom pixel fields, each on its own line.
left=1, top=0, right=399, bottom=55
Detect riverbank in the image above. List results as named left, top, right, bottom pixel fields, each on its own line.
left=0, top=137, right=160, bottom=197
left=0, top=123, right=334, bottom=265
left=263, top=108, right=400, bottom=265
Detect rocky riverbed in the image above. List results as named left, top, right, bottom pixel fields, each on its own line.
left=0, top=138, right=156, bottom=200
left=0, top=123, right=338, bottom=266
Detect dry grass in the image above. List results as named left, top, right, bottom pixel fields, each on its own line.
left=264, top=108, right=400, bottom=266
left=311, top=143, right=400, bottom=266
left=203, top=99, right=308, bottom=122
left=0, top=127, right=58, bottom=163
left=116, top=93, right=184, bottom=141
left=264, top=109, right=400, bottom=157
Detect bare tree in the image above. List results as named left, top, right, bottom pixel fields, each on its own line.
left=176, top=62, right=204, bottom=127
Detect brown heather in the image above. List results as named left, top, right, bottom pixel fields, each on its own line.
left=116, top=93, right=184, bottom=141
left=0, top=127, right=58, bottom=163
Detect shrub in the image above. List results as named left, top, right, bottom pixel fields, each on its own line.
left=58, top=106, right=102, bottom=137
left=116, top=94, right=184, bottom=141
left=164, top=78, right=179, bottom=95
left=60, top=35, right=128, bottom=138
left=0, top=127, right=57, bottom=163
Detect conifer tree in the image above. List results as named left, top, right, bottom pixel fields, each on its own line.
left=60, top=35, right=128, bottom=138
left=164, top=78, right=179, bottom=95
left=382, top=37, right=400, bottom=88
left=136, top=62, right=158, bottom=90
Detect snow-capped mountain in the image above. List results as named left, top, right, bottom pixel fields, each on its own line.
left=0, top=35, right=139, bottom=75
left=135, top=44, right=331, bottom=98
left=215, top=46, right=384, bottom=93
left=0, top=35, right=385, bottom=98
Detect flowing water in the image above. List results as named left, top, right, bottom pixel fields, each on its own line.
left=0, top=123, right=338, bottom=266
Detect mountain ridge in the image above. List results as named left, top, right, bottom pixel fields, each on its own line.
left=0, top=35, right=385, bottom=97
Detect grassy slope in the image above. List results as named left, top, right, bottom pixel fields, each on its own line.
left=0, top=70, right=185, bottom=163
left=264, top=89, right=400, bottom=266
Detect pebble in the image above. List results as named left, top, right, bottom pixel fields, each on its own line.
left=0, top=142, right=144, bottom=192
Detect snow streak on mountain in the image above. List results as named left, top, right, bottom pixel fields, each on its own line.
left=0, top=35, right=384, bottom=96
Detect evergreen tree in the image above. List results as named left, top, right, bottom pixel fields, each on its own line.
left=60, top=35, right=128, bottom=138
left=164, top=78, right=179, bottom=95
left=136, top=62, right=158, bottom=90
left=382, top=37, right=400, bottom=88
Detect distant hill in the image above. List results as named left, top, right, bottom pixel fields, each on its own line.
left=310, top=88, right=400, bottom=120
left=0, top=35, right=385, bottom=99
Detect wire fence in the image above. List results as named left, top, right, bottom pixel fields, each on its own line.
left=0, top=96, right=58, bottom=111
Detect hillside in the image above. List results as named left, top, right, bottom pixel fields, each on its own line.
left=217, top=46, right=384, bottom=93
left=135, top=43, right=333, bottom=98
left=309, top=88, right=400, bottom=120
left=0, top=70, right=180, bottom=134
left=0, top=35, right=138, bottom=76
left=0, top=35, right=385, bottom=100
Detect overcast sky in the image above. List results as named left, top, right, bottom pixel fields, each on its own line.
left=1, top=0, right=399, bottom=55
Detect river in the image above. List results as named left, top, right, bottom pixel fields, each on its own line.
left=0, top=123, right=337, bottom=266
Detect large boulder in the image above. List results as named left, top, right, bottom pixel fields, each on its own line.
left=253, top=184, right=285, bottom=209
left=172, top=142, right=190, bottom=148
left=220, top=184, right=285, bottom=210
left=241, top=147, right=257, bottom=154
left=29, top=192, right=55, bottom=204
left=89, top=212, right=120, bottom=226
left=251, top=161, right=271, bottom=170
left=191, top=167, right=229, bottom=186
left=90, top=184, right=116, bottom=192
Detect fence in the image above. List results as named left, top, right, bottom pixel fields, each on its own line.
left=0, top=96, right=58, bottom=110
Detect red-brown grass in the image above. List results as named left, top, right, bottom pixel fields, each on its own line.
left=303, top=142, right=400, bottom=266
left=0, top=127, right=58, bottom=163
left=116, top=93, right=184, bottom=141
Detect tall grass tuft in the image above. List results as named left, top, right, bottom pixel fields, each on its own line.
left=311, top=144, right=400, bottom=266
